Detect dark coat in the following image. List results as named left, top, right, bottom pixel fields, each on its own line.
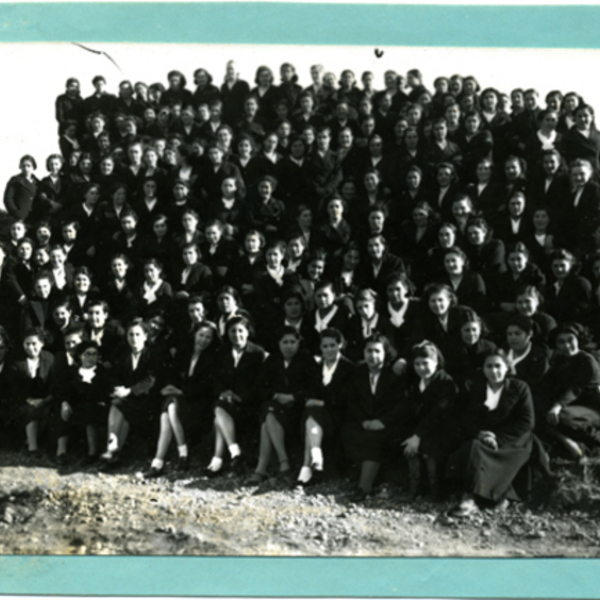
left=4, top=174, right=39, bottom=221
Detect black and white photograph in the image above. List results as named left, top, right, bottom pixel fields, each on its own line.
left=0, top=40, right=600, bottom=558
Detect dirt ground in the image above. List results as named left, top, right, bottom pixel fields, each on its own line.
left=0, top=446, right=599, bottom=556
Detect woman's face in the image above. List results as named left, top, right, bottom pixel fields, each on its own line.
left=414, top=355, right=438, bottom=379
left=287, top=238, right=304, bottom=259
left=543, top=153, right=560, bottom=176
left=238, top=139, right=252, bottom=157
left=446, top=105, right=460, bottom=124
left=111, top=258, right=128, bottom=279
left=357, top=298, right=376, bottom=320
left=245, top=234, right=261, bottom=255
left=205, top=225, right=222, bottom=244
left=48, top=158, right=62, bottom=175
left=516, top=293, right=539, bottom=317
left=508, top=195, right=525, bottom=217
left=327, top=199, right=344, bottom=222
left=541, top=112, right=558, bottom=132
left=127, top=325, right=148, bottom=353
left=23, top=335, right=43, bottom=359
left=37, top=226, right=51, bottom=243
left=465, top=115, right=480, bottom=134
left=85, top=187, right=100, bottom=206
left=320, top=336, right=341, bottom=363
left=120, top=215, right=137, bottom=235
left=428, top=291, right=451, bottom=316
left=100, top=158, right=114, bottom=175
left=483, top=355, right=509, bottom=385
left=394, top=120, right=408, bottom=139
left=552, top=258, right=572, bottom=280
left=508, top=251, right=528, bottom=273
left=412, top=208, right=429, bottom=228
left=218, top=129, right=233, bottom=147
left=453, top=200, right=472, bottom=221
left=386, top=280, right=408, bottom=306
left=368, top=211, right=385, bottom=233
left=50, top=249, right=65, bottom=267
left=113, top=187, right=127, bottom=206
left=258, top=181, right=272, bottom=200
left=228, top=323, right=249, bottom=349
left=143, top=180, right=158, bottom=198
left=143, top=150, right=158, bottom=168
left=571, top=165, right=591, bottom=187
left=182, top=247, right=198, bottom=265
left=302, top=128, right=315, bottom=146
left=290, top=139, right=305, bottom=159
left=10, top=222, right=25, bottom=241
left=79, top=346, right=100, bottom=369
left=433, top=122, right=447, bottom=142
left=468, top=225, right=486, bottom=246
left=505, top=159, right=521, bottom=181
left=194, top=326, right=214, bottom=352
left=364, top=173, right=379, bottom=192
left=153, top=219, right=168, bottom=238
left=314, top=286, right=335, bottom=310
left=182, top=214, right=198, bottom=233
left=144, top=263, right=161, bottom=283
left=74, top=273, right=91, bottom=293
left=482, top=91, right=497, bottom=112
left=406, top=170, right=421, bottom=189
left=266, top=248, right=284, bottom=268
left=218, top=292, right=238, bottom=315
left=507, top=325, right=532, bottom=352
left=437, top=167, right=453, bottom=187
left=369, top=137, right=383, bottom=156
left=244, top=99, right=258, bottom=117
left=343, top=249, right=360, bottom=271
left=576, top=108, right=593, bottom=130
left=18, top=242, right=33, bottom=261
left=284, top=296, right=303, bottom=320
left=264, top=134, right=278, bottom=153
left=79, top=158, right=93, bottom=175
left=340, top=181, right=357, bottom=201
left=533, top=209, right=550, bottom=231
left=461, top=321, right=481, bottom=346
left=476, top=161, right=492, bottom=183
left=188, top=302, right=205, bottom=324
left=258, top=69, right=271, bottom=87
left=364, top=341, right=385, bottom=370
left=368, top=237, right=385, bottom=260
left=279, top=333, right=300, bottom=360
left=438, top=226, right=456, bottom=248
left=556, top=333, right=579, bottom=357
left=444, top=252, right=465, bottom=275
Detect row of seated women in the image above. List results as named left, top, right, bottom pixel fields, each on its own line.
left=2, top=267, right=599, bottom=515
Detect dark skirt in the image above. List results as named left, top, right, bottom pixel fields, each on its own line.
left=446, top=437, right=533, bottom=501
left=302, top=405, right=339, bottom=440
left=54, top=402, right=108, bottom=436
left=259, top=399, right=303, bottom=439
left=340, top=420, right=397, bottom=462
left=557, top=405, right=600, bottom=446
left=112, top=394, right=155, bottom=424
left=17, top=401, right=51, bottom=426
left=161, top=394, right=212, bottom=434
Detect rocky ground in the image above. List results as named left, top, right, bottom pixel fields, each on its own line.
left=0, top=445, right=599, bottom=556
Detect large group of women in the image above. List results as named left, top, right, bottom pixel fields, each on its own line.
left=2, top=60, right=600, bottom=516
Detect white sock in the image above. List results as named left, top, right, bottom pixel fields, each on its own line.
left=151, top=458, right=164, bottom=470
left=177, top=444, right=188, bottom=458
left=228, top=443, right=241, bottom=458
left=207, top=456, right=223, bottom=471
left=100, top=450, right=113, bottom=460
left=107, top=433, right=119, bottom=453
left=311, top=447, right=324, bottom=471
left=298, top=466, right=313, bottom=483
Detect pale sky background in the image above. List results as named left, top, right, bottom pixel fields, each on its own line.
left=1, top=42, right=600, bottom=204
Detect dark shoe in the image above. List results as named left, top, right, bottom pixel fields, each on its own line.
left=97, top=454, right=121, bottom=473
left=229, top=455, right=244, bottom=473
left=81, top=454, right=100, bottom=467
left=143, top=466, right=164, bottom=479
left=55, top=453, right=68, bottom=467
left=247, top=472, right=268, bottom=485
left=278, top=468, right=295, bottom=486
left=348, top=486, right=372, bottom=503
left=28, top=449, right=42, bottom=460
left=204, top=466, right=223, bottom=479
left=176, top=456, right=189, bottom=472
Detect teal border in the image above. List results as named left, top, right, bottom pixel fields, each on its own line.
left=1, top=2, right=600, bottom=597
left=0, top=3, right=599, bottom=48
left=0, top=556, right=599, bottom=596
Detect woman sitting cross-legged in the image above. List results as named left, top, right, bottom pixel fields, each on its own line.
left=144, top=321, right=220, bottom=478
left=249, top=326, right=320, bottom=485
left=448, top=348, right=535, bottom=517
left=340, top=332, right=405, bottom=502
left=399, top=341, right=458, bottom=502
left=537, top=322, right=600, bottom=460
left=296, top=327, right=355, bottom=487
